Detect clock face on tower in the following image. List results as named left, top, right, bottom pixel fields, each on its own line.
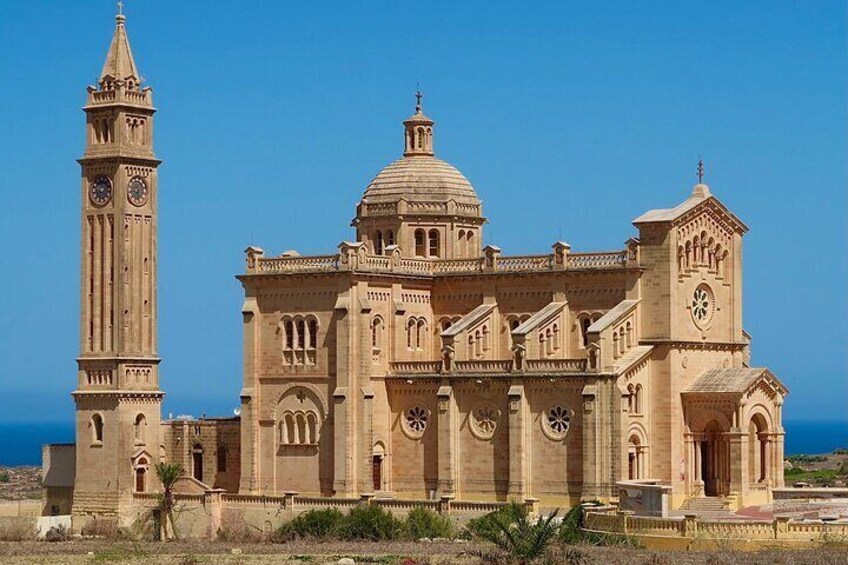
left=127, top=176, right=148, bottom=206
left=89, top=176, right=112, bottom=206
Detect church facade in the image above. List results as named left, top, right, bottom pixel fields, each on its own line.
left=51, top=11, right=789, bottom=522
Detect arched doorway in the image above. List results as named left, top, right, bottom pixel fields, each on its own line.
left=748, top=413, right=771, bottom=485
left=192, top=444, right=204, bottom=483
left=700, top=421, right=729, bottom=496
left=372, top=443, right=385, bottom=492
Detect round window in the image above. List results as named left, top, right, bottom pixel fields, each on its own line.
left=470, top=403, right=499, bottom=440
left=691, top=284, right=715, bottom=328
left=542, top=405, right=572, bottom=440
left=402, top=405, right=429, bottom=439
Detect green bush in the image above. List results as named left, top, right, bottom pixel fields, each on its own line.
left=403, top=506, right=455, bottom=540
left=558, top=505, right=584, bottom=544
left=276, top=508, right=345, bottom=541
left=0, top=472, right=9, bottom=483
left=338, top=504, right=403, bottom=541
left=466, top=501, right=561, bottom=562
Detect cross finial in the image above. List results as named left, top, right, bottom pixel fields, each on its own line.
left=697, top=157, right=705, bottom=183
left=117, top=1, right=124, bottom=16
left=415, top=88, right=423, bottom=114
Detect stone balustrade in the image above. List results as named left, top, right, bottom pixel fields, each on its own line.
left=583, top=510, right=848, bottom=543
left=389, top=357, right=588, bottom=377
left=250, top=249, right=627, bottom=276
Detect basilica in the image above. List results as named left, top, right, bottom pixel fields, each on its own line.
left=44, top=10, right=789, bottom=524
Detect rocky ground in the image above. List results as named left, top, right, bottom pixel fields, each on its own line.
left=0, top=540, right=847, bottom=565
left=784, top=450, right=848, bottom=488
left=0, top=467, right=41, bottom=501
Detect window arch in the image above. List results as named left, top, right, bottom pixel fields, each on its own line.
left=580, top=316, right=592, bottom=347
left=135, top=457, right=148, bottom=492
left=134, top=413, right=146, bottom=443
left=308, top=318, right=318, bottom=349
left=634, top=384, right=643, bottom=414
left=627, top=384, right=635, bottom=413
left=192, top=444, right=204, bottom=482
left=375, top=231, right=383, bottom=255
left=217, top=445, right=227, bottom=472
left=371, top=316, right=384, bottom=349
left=91, top=413, right=104, bottom=444
left=467, top=231, right=474, bottom=256
left=416, top=318, right=427, bottom=350
left=414, top=229, right=426, bottom=256
left=386, top=230, right=395, bottom=247
left=296, top=319, right=305, bottom=349
left=428, top=229, right=440, bottom=257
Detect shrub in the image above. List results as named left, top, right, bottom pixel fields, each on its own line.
left=0, top=519, right=37, bottom=541
left=558, top=505, right=584, bottom=544
left=403, top=506, right=455, bottom=540
left=276, top=508, right=345, bottom=541
left=339, top=504, right=403, bottom=541
left=0, top=472, right=9, bottom=483
left=467, top=501, right=561, bottom=563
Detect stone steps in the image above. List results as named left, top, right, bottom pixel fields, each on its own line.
left=680, top=496, right=728, bottom=512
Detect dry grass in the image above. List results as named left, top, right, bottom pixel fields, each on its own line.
left=0, top=540, right=847, bottom=565
left=0, top=521, right=37, bottom=542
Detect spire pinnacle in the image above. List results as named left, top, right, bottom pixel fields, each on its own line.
left=100, top=3, right=140, bottom=88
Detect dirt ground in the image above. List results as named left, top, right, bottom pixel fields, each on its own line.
left=1, top=540, right=848, bottom=565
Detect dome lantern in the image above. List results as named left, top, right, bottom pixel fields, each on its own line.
left=403, top=90, right=435, bottom=156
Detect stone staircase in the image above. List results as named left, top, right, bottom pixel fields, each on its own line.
left=680, top=496, right=729, bottom=512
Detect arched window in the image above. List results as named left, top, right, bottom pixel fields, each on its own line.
left=134, top=413, right=146, bottom=443
left=417, top=127, right=424, bottom=149
left=442, top=319, right=452, bottom=332
left=581, top=317, right=592, bottom=347
left=677, top=246, right=684, bottom=271
left=685, top=241, right=692, bottom=269
left=693, top=236, right=701, bottom=264
left=375, top=231, right=383, bottom=255
left=217, top=445, right=227, bottom=473
left=135, top=458, right=147, bottom=492
left=192, top=444, right=204, bottom=482
left=467, top=231, right=474, bottom=256
left=371, top=316, right=383, bottom=349
left=91, top=413, right=104, bottom=443
left=308, top=318, right=318, bottom=348
left=613, top=332, right=620, bottom=359
left=482, top=325, right=490, bottom=351
left=634, top=384, right=643, bottom=414
left=296, top=414, right=307, bottom=445
left=386, top=230, right=395, bottom=247
left=416, top=318, right=426, bottom=350
left=407, top=318, right=416, bottom=349
left=296, top=319, right=305, bottom=349
left=553, top=323, right=560, bottom=350
left=283, top=414, right=295, bottom=444
left=428, top=229, right=440, bottom=257
left=510, top=318, right=520, bottom=331
left=458, top=230, right=466, bottom=256
left=307, top=413, right=317, bottom=444
left=627, top=384, right=635, bottom=413
left=414, top=230, right=426, bottom=256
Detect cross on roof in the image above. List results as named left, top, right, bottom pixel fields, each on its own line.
left=117, top=1, right=124, bottom=16
left=697, top=158, right=705, bottom=183
left=415, top=90, right=423, bottom=114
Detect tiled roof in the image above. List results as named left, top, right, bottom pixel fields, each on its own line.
left=683, top=368, right=787, bottom=395
left=362, top=155, right=480, bottom=206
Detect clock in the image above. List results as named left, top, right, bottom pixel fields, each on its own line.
left=89, top=176, right=112, bottom=206
left=127, top=176, right=148, bottom=206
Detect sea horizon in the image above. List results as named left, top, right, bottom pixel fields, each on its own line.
left=0, top=418, right=845, bottom=467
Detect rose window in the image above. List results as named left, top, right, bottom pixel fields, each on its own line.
left=470, top=403, right=499, bottom=440
left=404, top=406, right=429, bottom=436
left=691, top=285, right=714, bottom=328
left=542, top=405, right=572, bottom=440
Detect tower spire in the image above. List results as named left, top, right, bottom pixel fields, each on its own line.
left=99, top=3, right=140, bottom=88
left=403, top=90, right=435, bottom=157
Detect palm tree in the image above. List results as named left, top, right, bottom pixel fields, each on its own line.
left=474, top=501, right=561, bottom=564
left=154, top=462, right=183, bottom=540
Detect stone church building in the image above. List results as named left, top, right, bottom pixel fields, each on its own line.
left=45, top=11, right=789, bottom=523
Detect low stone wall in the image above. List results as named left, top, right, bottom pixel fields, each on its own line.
left=0, top=500, right=42, bottom=518
left=617, top=480, right=672, bottom=517
left=772, top=487, right=848, bottom=520
left=583, top=510, right=848, bottom=550
left=126, top=492, right=514, bottom=539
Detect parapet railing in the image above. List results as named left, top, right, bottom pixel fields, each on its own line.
left=388, top=357, right=587, bottom=376
left=583, top=511, right=848, bottom=541
left=247, top=247, right=628, bottom=277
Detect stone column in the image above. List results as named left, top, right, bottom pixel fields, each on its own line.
left=727, top=430, right=747, bottom=496
left=436, top=383, right=457, bottom=497
left=507, top=383, right=528, bottom=499
left=763, top=436, right=771, bottom=484
left=581, top=385, right=599, bottom=500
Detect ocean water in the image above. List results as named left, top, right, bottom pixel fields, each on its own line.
left=0, top=419, right=845, bottom=466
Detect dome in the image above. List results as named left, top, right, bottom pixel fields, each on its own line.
left=362, top=155, right=481, bottom=208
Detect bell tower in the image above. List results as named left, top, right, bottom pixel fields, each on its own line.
left=72, top=6, right=163, bottom=520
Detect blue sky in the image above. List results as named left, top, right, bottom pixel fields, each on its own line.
left=0, top=1, right=845, bottom=423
